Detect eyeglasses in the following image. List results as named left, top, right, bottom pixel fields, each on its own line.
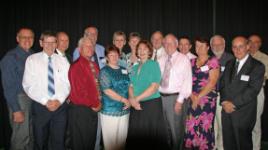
left=19, top=36, right=34, bottom=40
left=43, top=41, right=57, bottom=45
left=232, top=44, right=246, bottom=50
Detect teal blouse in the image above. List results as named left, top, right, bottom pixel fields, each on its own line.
left=130, top=60, right=161, bottom=101
left=99, top=65, right=130, bottom=116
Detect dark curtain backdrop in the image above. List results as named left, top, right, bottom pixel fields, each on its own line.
left=1, top=0, right=268, bottom=148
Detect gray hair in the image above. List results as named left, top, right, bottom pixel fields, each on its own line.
left=210, top=35, right=225, bottom=46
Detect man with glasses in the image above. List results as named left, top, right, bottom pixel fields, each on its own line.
left=1, top=27, right=34, bottom=150
left=220, top=36, right=265, bottom=150
left=23, top=31, right=70, bottom=150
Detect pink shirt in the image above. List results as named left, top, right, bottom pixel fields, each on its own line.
left=158, top=51, right=192, bottom=103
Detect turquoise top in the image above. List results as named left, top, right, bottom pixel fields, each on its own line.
left=99, top=65, right=130, bottom=116
left=130, top=60, right=161, bottom=101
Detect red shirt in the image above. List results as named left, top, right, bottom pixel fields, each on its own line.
left=68, top=56, right=100, bottom=108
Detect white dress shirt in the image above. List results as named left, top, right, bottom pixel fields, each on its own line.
left=237, top=54, right=249, bottom=73
left=152, top=46, right=166, bottom=60
left=158, top=51, right=192, bottom=103
left=186, top=52, right=197, bottom=60
left=23, top=52, right=70, bottom=105
left=56, top=49, right=69, bottom=63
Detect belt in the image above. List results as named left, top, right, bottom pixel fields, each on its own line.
left=160, top=92, right=179, bottom=97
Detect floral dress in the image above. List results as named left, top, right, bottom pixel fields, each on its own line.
left=184, top=57, right=219, bottom=150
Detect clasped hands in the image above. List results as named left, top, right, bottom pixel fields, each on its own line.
left=46, top=99, right=61, bottom=111
left=129, top=97, right=142, bottom=110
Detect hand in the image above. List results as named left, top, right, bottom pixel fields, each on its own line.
left=121, top=98, right=131, bottom=110
left=13, top=111, right=25, bottom=123
left=129, top=97, right=142, bottom=110
left=92, top=103, right=102, bottom=112
left=190, top=94, right=199, bottom=110
left=174, top=101, right=183, bottom=115
left=46, top=100, right=61, bottom=111
left=222, top=101, right=235, bottom=113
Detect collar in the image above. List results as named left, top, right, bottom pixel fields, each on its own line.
left=237, top=54, right=249, bottom=64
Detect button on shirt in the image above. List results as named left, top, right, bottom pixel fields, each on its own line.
left=23, top=52, right=70, bottom=105
left=158, top=51, right=192, bottom=103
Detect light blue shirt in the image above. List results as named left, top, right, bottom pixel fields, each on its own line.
left=73, top=43, right=105, bottom=69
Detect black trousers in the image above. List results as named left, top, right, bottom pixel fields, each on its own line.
left=32, top=101, right=67, bottom=150
left=67, top=104, right=98, bottom=150
left=222, top=111, right=254, bottom=150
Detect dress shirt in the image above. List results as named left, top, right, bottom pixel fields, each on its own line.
left=186, top=52, right=197, bottom=60
left=152, top=46, right=166, bottom=60
left=56, top=49, right=70, bottom=64
left=158, top=51, right=192, bottom=103
left=68, top=56, right=100, bottom=108
left=72, top=43, right=105, bottom=69
left=237, top=54, right=249, bottom=73
left=251, top=50, right=268, bottom=80
left=23, top=52, right=70, bottom=105
left=0, top=46, right=33, bottom=112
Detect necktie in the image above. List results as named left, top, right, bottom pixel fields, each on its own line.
left=93, top=52, right=99, bottom=67
left=161, top=55, right=172, bottom=88
left=48, top=57, right=55, bottom=97
left=154, top=50, right=158, bottom=61
left=232, top=61, right=239, bottom=79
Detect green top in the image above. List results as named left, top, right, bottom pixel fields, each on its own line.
left=130, top=59, right=161, bottom=101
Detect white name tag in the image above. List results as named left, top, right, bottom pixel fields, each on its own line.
left=200, top=65, right=209, bottom=72
left=121, top=69, right=128, bottom=74
left=221, top=66, right=225, bottom=72
left=100, top=58, right=106, bottom=64
left=240, top=75, right=250, bottom=81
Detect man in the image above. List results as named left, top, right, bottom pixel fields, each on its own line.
left=73, top=26, right=105, bottom=69
left=56, top=31, right=72, bottom=63
left=178, top=36, right=196, bottom=60
left=220, top=36, right=265, bottom=150
left=248, top=34, right=268, bottom=150
left=0, top=28, right=34, bottom=150
left=158, top=34, right=192, bottom=150
left=68, top=37, right=101, bottom=150
left=210, top=34, right=234, bottom=150
left=151, top=31, right=166, bottom=60
left=23, top=31, right=70, bottom=150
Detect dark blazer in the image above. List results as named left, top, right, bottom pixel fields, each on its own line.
left=220, top=55, right=265, bottom=150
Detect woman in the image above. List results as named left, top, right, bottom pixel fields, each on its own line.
left=126, top=32, right=141, bottom=73
left=113, top=31, right=128, bottom=68
left=99, top=45, right=131, bottom=150
left=184, top=37, right=220, bottom=150
left=126, top=40, right=168, bottom=149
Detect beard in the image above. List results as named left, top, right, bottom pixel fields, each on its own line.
left=212, top=50, right=224, bottom=58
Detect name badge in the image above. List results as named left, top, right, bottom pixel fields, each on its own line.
left=240, top=75, right=250, bottom=81
left=121, top=69, right=128, bottom=74
left=100, top=58, right=106, bottom=64
left=221, top=66, right=225, bottom=72
left=200, top=65, right=209, bottom=72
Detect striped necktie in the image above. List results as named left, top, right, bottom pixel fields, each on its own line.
left=161, top=55, right=172, bottom=88
left=48, top=56, right=55, bottom=97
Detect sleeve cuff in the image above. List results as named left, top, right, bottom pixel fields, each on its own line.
left=176, top=95, right=185, bottom=103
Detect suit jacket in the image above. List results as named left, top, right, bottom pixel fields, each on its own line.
left=220, top=55, right=265, bottom=127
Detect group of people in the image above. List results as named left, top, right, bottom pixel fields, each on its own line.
left=0, top=26, right=267, bottom=150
